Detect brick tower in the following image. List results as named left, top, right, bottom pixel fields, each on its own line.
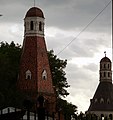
left=87, top=54, right=113, bottom=119
left=17, top=7, right=56, bottom=112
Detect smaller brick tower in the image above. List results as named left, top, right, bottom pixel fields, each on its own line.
left=87, top=53, right=113, bottom=119
left=17, top=7, right=56, bottom=113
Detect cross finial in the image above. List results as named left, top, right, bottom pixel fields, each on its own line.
left=34, top=0, right=35, bottom=7
left=104, top=51, right=106, bottom=57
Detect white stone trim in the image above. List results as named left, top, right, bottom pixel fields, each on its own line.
left=26, top=70, right=32, bottom=79
left=88, top=111, right=113, bottom=118
left=24, top=16, right=45, bottom=37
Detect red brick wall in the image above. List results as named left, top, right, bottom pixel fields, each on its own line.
left=17, top=36, right=56, bottom=112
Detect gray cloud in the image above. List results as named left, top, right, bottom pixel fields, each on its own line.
left=42, top=0, right=111, bottom=31
left=0, top=0, right=111, bottom=112
left=49, top=35, right=111, bottom=59
left=0, top=0, right=111, bottom=31
left=83, top=63, right=98, bottom=72
left=66, top=63, right=99, bottom=89
left=65, top=62, right=99, bottom=111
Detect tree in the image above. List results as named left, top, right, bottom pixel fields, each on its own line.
left=77, top=112, right=98, bottom=120
left=0, top=41, right=21, bottom=84
left=48, top=50, right=70, bottom=98
left=0, top=41, right=23, bottom=108
left=57, top=98, right=77, bottom=120
left=48, top=50, right=77, bottom=120
left=0, top=42, right=77, bottom=119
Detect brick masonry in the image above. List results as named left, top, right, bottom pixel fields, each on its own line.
left=17, top=36, right=56, bottom=112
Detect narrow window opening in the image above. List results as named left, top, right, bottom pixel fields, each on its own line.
left=30, top=21, right=34, bottom=30
left=104, top=72, right=106, bottom=77
left=107, top=99, right=110, bottom=104
left=39, top=22, right=42, bottom=31
left=109, top=114, right=112, bottom=120
left=108, top=64, right=110, bottom=69
left=100, top=73, right=102, bottom=77
left=101, top=114, right=104, bottom=120
left=95, top=99, right=98, bottom=103
left=42, top=69, right=47, bottom=80
left=100, top=98, right=104, bottom=103
left=27, top=75, right=31, bottom=80
left=108, top=72, right=110, bottom=77
left=25, top=22, right=26, bottom=32
left=43, top=76, right=46, bottom=80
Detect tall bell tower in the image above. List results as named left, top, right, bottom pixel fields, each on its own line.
left=87, top=54, right=113, bottom=119
left=17, top=7, right=56, bottom=112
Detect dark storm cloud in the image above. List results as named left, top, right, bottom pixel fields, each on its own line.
left=0, top=0, right=111, bottom=58
left=42, top=0, right=111, bottom=31
left=0, top=0, right=111, bottom=31
left=0, top=0, right=35, bottom=23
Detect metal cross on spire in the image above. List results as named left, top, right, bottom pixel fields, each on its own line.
left=34, top=0, right=35, bottom=7
left=104, top=51, right=106, bottom=57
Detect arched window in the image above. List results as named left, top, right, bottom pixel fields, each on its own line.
left=42, top=69, right=47, bottom=80
left=104, top=72, right=106, bottom=77
left=101, top=114, right=104, bottom=120
left=26, top=70, right=32, bottom=80
left=108, top=72, right=110, bottom=77
left=39, top=22, right=42, bottom=31
left=107, top=98, right=110, bottom=104
left=108, top=64, right=110, bottom=69
left=109, top=114, right=112, bottom=120
left=30, top=21, right=34, bottom=30
left=100, top=73, right=102, bottom=77
left=25, top=22, right=26, bottom=32
left=95, top=98, right=98, bottom=103
left=100, top=98, right=104, bottom=103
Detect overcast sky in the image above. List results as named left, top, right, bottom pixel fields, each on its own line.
left=0, top=0, right=112, bottom=113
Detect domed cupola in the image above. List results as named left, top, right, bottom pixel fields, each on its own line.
left=99, top=53, right=112, bottom=83
left=24, top=7, right=45, bottom=37
left=25, top=7, right=44, bottom=18
left=100, top=56, right=111, bottom=63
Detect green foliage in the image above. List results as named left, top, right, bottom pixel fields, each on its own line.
left=57, top=98, right=77, bottom=120
left=48, top=50, right=77, bottom=120
left=0, top=41, right=21, bottom=84
left=0, top=42, right=77, bottom=118
left=77, top=112, right=98, bottom=120
left=0, top=41, right=23, bottom=108
left=48, top=50, right=70, bottom=98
